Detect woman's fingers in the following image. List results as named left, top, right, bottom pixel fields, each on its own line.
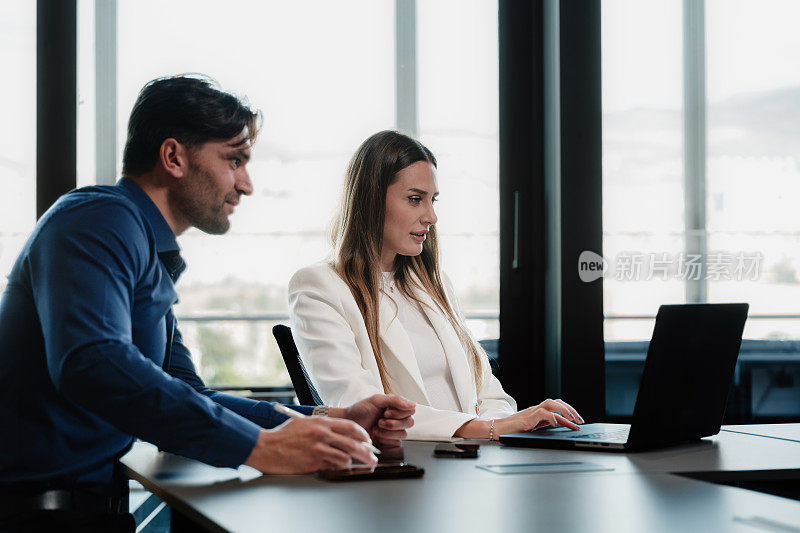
left=531, top=418, right=552, bottom=431
left=538, top=399, right=564, bottom=417
left=521, top=408, right=580, bottom=431
left=554, top=399, right=584, bottom=424
left=553, top=412, right=580, bottom=431
left=540, top=398, right=584, bottom=424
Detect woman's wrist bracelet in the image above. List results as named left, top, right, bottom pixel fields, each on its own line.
left=489, top=419, right=495, bottom=440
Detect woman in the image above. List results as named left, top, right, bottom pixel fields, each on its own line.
left=288, top=131, right=583, bottom=440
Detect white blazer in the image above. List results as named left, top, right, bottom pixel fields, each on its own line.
left=288, top=263, right=517, bottom=441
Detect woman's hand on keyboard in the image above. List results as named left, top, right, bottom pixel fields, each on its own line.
left=454, top=398, right=584, bottom=440
left=494, top=398, right=583, bottom=438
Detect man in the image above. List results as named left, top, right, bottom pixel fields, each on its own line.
left=0, top=76, right=415, bottom=531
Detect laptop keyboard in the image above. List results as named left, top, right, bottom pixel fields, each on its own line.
left=568, top=428, right=629, bottom=442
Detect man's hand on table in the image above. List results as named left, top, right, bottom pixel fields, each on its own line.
left=244, top=394, right=414, bottom=474
left=244, top=417, right=377, bottom=474
left=334, top=394, right=416, bottom=447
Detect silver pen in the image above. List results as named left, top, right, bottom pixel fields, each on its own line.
left=272, top=403, right=381, bottom=455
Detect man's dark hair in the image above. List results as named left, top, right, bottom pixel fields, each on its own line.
left=122, top=75, right=261, bottom=176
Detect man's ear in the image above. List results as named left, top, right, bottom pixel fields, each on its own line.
left=159, top=138, right=189, bottom=178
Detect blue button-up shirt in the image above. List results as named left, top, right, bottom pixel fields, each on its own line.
left=0, top=178, right=312, bottom=492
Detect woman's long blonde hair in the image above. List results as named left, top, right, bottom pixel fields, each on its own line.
left=331, top=130, right=489, bottom=395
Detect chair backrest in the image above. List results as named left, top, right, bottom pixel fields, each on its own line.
left=272, top=325, right=323, bottom=406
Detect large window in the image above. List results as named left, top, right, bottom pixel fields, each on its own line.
left=417, top=0, right=499, bottom=341
left=601, top=0, right=684, bottom=343
left=603, top=0, right=800, bottom=419
left=705, top=0, right=800, bottom=419
left=0, top=3, right=36, bottom=294
left=77, top=0, right=499, bottom=388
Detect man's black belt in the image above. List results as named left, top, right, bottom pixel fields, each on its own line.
left=0, top=488, right=127, bottom=517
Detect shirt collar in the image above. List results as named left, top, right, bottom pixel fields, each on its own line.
left=116, top=177, right=180, bottom=253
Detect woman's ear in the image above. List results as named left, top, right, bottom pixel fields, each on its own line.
left=159, top=138, right=189, bottom=179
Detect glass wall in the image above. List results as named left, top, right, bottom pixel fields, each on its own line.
left=417, top=0, right=499, bottom=341
left=602, top=0, right=800, bottom=419
left=706, top=0, right=800, bottom=337
left=77, top=0, right=499, bottom=387
left=601, top=0, right=684, bottom=343
left=705, top=0, right=800, bottom=418
left=0, top=3, right=36, bottom=294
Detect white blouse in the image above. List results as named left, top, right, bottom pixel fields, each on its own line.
left=382, top=273, right=462, bottom=413
left=288, top=263, right=517, bottom=440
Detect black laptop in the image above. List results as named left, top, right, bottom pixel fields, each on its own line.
left=499, top=303, right=749, bottom=452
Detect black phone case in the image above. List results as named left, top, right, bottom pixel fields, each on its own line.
left=433, top=444, right=480, bottom=458
left=317, top=464, right=425, bottom=482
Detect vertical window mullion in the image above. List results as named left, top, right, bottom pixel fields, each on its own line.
left=395, top=0, right=418, bottom=137
left=95, top=0, right=117, bottom=185
left=37, top=0, right=77, bottom=217
left=543, top=0, right=562, bottom=401
left=683, top=0, right=708, bottom=302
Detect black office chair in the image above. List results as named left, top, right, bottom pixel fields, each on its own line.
left=478, top=338, right=500, bottom=376
left=272, top=325, right=323, bottom=406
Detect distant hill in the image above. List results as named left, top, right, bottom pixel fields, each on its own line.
left=604, top=85, right=800, bottom=160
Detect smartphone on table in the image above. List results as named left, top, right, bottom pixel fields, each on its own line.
left=317, top=464, right=424, bottom=482
left=433, top=443, right=480, bottom=458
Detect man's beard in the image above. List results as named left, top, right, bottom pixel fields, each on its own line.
left=174, top=162, right=234, bottom=235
